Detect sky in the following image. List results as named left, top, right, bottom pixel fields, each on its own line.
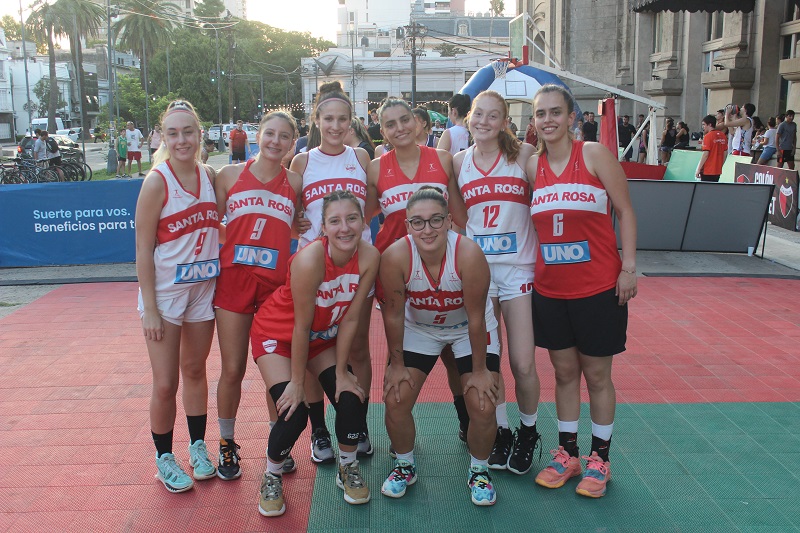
left=2, top=1, right=513, bottom=43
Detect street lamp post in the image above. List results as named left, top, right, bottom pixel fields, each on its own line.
left=205, top=23, right=225, bottom=151
left=19, top=0, right=33, bottom=134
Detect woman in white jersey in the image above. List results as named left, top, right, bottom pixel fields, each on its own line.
left=135, top=100, right=219, bottom=493
left=289, top=81, right=375, bottom=459
left=450, top=90, right=542, bottom=475
left=380, top=186, right=499, bottom=506
left=438, top=93, right=471, bottom=155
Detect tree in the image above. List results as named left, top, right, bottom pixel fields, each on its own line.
left=113, top=0, right=179, bottom=88
left=55, top=0, right=105, bottom=139
left=33, top=79, right=67, bottom=110
left=489, top=0, right=505, bottom=42
left=434, top=43, right=466, bottom=57
left=27, top=1, right=62, bottom=132
left=194, top=0, right=225, bottom=21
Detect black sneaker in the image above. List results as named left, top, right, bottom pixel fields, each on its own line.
left=357, top=432, right=373, bottom=457
left=487, top=427, right=513, bottom=470
left=459, top=422, right=468, bottom=443
left=217, top=438, right=242, bottom=480
left=311, top=427, right=335, bottom=464
left=507, top=426, right=542, bottom=475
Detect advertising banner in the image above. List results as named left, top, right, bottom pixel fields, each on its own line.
left=734, top=163, right=799, bottom=231
left=0, top=180, right=143, bottom=267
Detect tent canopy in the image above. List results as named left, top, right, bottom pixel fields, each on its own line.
left=632, top=0, right=755, bottom=13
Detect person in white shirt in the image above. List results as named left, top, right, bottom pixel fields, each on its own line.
left=126, top=121, right=145, bottom=176
left=33, top=130, right=48, bottom=164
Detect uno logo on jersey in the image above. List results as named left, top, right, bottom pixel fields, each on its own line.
left=310, top=325, right=338, bottom=341
left=540, top=241, right=591, bottom=265
left=232, top=245, right=279, bottom=269
left=474, top=232, right=518, bottom=255
left=174, top=259, right=220, bottom=283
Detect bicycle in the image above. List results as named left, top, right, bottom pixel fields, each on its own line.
left=15, top=157, right=60, bottom=183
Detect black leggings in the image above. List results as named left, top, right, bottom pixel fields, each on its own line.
left=266, top=365, right=365, bottom=462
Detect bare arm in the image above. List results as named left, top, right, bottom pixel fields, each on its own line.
left=135, top=172, right=166, bottom=341
left=696, top=151, right=710, bottom=178
left=379, top=239, right=415, bottom=402
left=449, top=150, right=468, bottom=228
left=365, top=159, right=382, bottom=221
left=438, top=129, right=452, bottom=153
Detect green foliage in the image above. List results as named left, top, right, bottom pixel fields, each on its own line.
left=116, top=74, right=178, bottom=128
left=33, top=79, right=67, bottom=109
left=489, top=0, right=505, bottom=16
left=434, top=43, right=467, bottom=57
left=1, top=14, right=23, bottom=40
left=194, top=0, right=226, bottom=21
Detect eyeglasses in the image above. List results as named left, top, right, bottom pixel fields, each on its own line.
left=407, top=215, right=447, bottom=231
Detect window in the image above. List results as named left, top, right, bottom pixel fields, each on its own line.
left=464, top=70, right=476, bottom=83
left=368, top=91, right=388, bottom=110
left=458, top=23, right=468, bottom=36
left=185, top=0, right=191, bottom=9
left=707, top=11, right=723, bottom=40
left=653, top=13, right=663, bottom=53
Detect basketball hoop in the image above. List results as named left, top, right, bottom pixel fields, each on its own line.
left=491, top=58, right=511, bottom=79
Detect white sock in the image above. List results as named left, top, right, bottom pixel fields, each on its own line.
left=218, top=418, right=235, bottom=441
left=470, top=455, right=488, bottom=469
left=519, top=411, right=538, bottom=428
left=591, top=421, right=614, bottom=441
left=340, top=449, right=357, bottom=466
left=495, top=402, right=509, bottom=428
left=266, top=458, right=284, bottom=475
left=558, top=419, right=579, bottom=433
left=396, top=450, right=415, bottom=464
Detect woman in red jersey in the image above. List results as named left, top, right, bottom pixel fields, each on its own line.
left=290, top=81, right=376, bottom=460
left=135, top=100, right=220, bottom=493
left=213, top=111, right=304, bottom=480
left=365, top=97, right=470, bottom=444
left=526, top=84, right=637, bottom=498
left=250, top=190, right=380, bottom=516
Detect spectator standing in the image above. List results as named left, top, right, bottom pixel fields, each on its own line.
left=756, top=117, right=778, bottom=165
left=618, top=115, right=637, bottom=161
left=116, top=130, right=128, bottom=177
left=229, top=120, right=249, bottom=164
left=574, top=119, right=584, bottom=141
left=777, top=110, right=797, bottom=170
left=695, top=115, right=728, bottom=182
left=368, top=110, right=383, bottom=143
left=148, top=124, right=162, bottom=157
left=582, top=112, right=598, bottom=142
left=660, top=118, right=677, bottom=165
left=725, top=103, right=756, bottom=157
left=525, top=115, right=538, bottom=147
left=674, top=121, right=690, bottom=149
left=33, top=129, right=47, bottom=165
left=125, top=121, right=145, bottom=176
left=298, top=118, right=309, bottom=137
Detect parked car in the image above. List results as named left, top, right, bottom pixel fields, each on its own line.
left=56, top=128, right=84, bottom=142
left=16, top=135, right=83, bottom=162
left=51, top=134, right=79, bottom=149
left=208, top=123, right=256, bottom=146
left=17, top=136, right=35, bottom=158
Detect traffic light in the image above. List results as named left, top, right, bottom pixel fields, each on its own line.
left=210, top=70, right=217, bottom=83
left=257, top=99, right=262, bottom=109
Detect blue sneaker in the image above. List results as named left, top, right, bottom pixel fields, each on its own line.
left=381, top=459, right=417, bottom=498
left=467, top=465, right=496, bottom=506
left=188, top=440, right=217, bottom=480
left=155, top=453, right=194, bottom=493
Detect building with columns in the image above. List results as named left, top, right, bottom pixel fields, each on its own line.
left=516, top=0, right=797, bottom=135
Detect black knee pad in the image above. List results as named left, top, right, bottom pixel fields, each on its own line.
left=266, top=382, right=309, bottom=461
left=317, top=366, right=363, bottom=446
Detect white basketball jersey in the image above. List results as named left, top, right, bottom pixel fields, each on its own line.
left=447, top=125, right=470, bottom=155
left=404, top=231, right=497, bottom=335
left=299, top=146, right=371, bottom=248
left=458, top=147, right=537, bottom=268
left=152, top=161, right=220, bottom=296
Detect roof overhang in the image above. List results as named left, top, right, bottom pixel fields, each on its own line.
left=632, top=0, right=755, bottom=13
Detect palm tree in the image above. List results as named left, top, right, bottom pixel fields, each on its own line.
left=27, top=0, right=63, bottom=133
left=489, top=0, right=505, bottom=44
left=113, top=0, right=179, bottom=89
left=55, top=0, right=105, bottom=140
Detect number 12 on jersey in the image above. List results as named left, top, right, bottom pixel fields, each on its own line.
left=482, top=205, right=500, bottom=228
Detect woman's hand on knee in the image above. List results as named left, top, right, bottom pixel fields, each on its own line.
left=383, top=364, right=415, bottom=404
left=335, top=370, right=365, bottom=403
left=463, top=369, right=498, bottom=411
left=277, top=381, right=307, bottom=421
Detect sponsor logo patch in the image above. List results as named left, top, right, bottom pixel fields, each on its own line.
left=174, top=259, right=220, bottom=283
left=540, top=241, right=591, bottom=265
left=474, top=232, right=518, bottom=255
left=262, top=339, right=277, bottom=353
left=232, top=245, right=279, bottom=269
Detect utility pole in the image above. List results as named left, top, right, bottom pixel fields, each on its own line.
left=226, top=11, right=234, bottom=122
left=19, top=0, right=33, bottom=134
left=403, top=21, right=426, bottom=107
left=106, top=0, right=114, bottom=130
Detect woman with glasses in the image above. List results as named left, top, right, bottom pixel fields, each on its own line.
left=379, top=186, right=500, bottom=507
left=366, top=97, right=471, bottom=443
left=135, top=100, right=220, bottom=493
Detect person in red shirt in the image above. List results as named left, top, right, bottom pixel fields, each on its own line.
left=696, top=115, right=728, bottom=182
left=524, top=115, right=538, bottom=147
left=229, top=120, right=249, bottom=163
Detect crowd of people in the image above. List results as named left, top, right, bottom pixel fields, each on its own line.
left=134, top=83, right=637, bottom=517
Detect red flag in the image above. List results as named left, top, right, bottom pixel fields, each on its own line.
left=599, top=98, right=618, bottom=158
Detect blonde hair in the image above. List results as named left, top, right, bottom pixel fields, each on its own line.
left=532, top=85, right=576, bottom=156
left=152, top=100, right=203, bottom=167
left=468, top=91, right=521, bottom=163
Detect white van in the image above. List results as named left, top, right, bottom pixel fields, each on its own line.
left=31, top=117, right=65, bottom=132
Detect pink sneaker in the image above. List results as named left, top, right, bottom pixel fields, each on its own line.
left=575, top=452, right=611, bottom=498
left=534, top=446, right=582, bottom=489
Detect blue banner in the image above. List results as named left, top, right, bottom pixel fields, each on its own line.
left=0, top=180, right=143, bottom=267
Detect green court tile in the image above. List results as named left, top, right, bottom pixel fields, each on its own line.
left=614, top=435, right=672, bottom=455
left=625, top=452, right=685, bottom=476
left=756, top=402, right=800, bottom=418
left=769, top=452, right=800, bottom=473
left=644, top=417, right=698, bottom=435
left=607, top=499, right=676, bottom=528
left=657, top=433, right=716, bottom=454
left=724, top=452, right=794, bottom=476
left=598, top=474, right=657, bottom=501
left=614, top=402, right=649, bottom=418
left=614, top=416, right=654, bottom=434
left=721, top=413, right=793, bottom=435
left=744, top=471, right=798, bottom=499
left=675, top=453, right=736, bottom=476
left=765, top=498, right=800, bottom=528
left=710, top=434, right=769, bottom=455
left=659, top=499, right=737, bottom=528
left=692, top=474, right=763, bottom=499
left=640, top=474, right=708, bottom=500
left=683, top=415, right=747, bottom=436
left=714, top=498, right=794, bottom=528
left=601, top=451, right=637, bottom=475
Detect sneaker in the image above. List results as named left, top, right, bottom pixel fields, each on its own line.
left=155, top=453, right=194, bottom=493
left=487, top=427, right=513, bottom=470
left=283, top=454, right=297, bottom=474
left=381, top=459, right=417, bottom=498
left=534, top=446, right=582, bottom=489
left=258, top=472, right=285, bottom=517
left=188, top=440, right=217, bottom=480
left=217, top=438, right=242, bottom=480
left=575, top=452, right=611, bottom=498
left=357, top=432, right=374, bottom=457
left=138, top=172, right=145, bottom=176
left=311, top=428, right=335, bottom=464
left=336, top=460, right=371, bottom=504
left=388, top=445, right=397, bottom=459
left=507, top=426, right=542, bottom=475
left=467, top=465, right=496, bottom=506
